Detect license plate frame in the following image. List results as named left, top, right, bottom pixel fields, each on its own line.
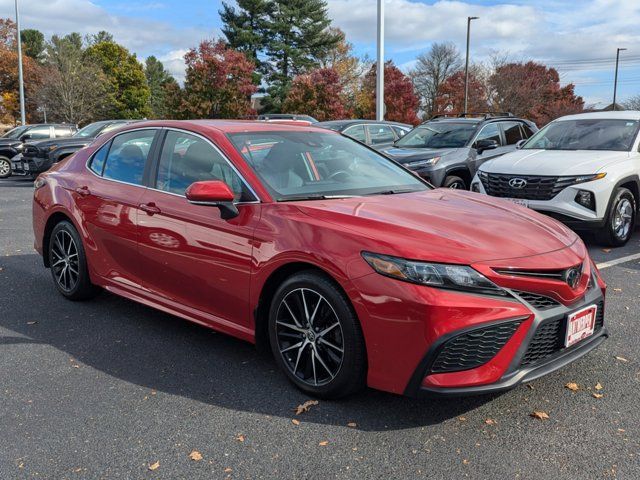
left=565, top=304, right=597, bottom=348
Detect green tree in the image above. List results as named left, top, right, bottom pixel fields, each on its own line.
left=85, top=41, right=151, bottom=118
left=87, top=30, right=114, bottom=46
left=20, top=29, right=45, bottom=62
left=145, top=56, right=178, bottom=118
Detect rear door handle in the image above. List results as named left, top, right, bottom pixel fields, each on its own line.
left=140, top=202, right=161, bottom=215
left=75, top=186, right=90, bottom=197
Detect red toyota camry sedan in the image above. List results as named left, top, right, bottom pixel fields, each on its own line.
left=32, top=120, right=607, bottom=398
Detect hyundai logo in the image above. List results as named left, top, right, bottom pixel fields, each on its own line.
left=564, top=266, right=582, bottom=289
left=508, top=178, right=528, bottom=189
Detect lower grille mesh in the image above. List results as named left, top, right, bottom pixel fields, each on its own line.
left=430, top=320, right=523, bottom=373
left=513, top=290, right=560, bottom=310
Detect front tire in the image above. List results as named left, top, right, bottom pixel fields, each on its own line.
left=268, top=271, right=366, bottom=399
left=443, top=175, right=467, bottom=190
left=0, top=156, right=11, bottom=178
left=597, top=187, right=636, bottom=247
left=48, top=221, right=100, bottom=300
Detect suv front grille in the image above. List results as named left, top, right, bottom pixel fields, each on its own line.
left=430, top=320, right=523, bottom=373
left=479, top=172, right=583, bottom=201
left=521, top=300, right=604, bottom=367
left=513, top=290, right=560, bottom=310
left=23, top=145, right=43, bottom=157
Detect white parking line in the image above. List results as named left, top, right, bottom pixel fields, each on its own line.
left=596, top=252, right=640, bottom=270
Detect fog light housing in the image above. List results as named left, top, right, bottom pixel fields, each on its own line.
left=575, top=190, right=595, bottom=210
left=471, top=183, right=480, bottom=192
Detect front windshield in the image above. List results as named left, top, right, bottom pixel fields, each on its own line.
left=228, top=131, right=428, bottom=201
left=74, top=122, right=109, bottom=138
left=396, top=122, right=477, bottom=149
left=524, top=119, right=639, bottom=151
left=2, top=126, right=28, bottom=139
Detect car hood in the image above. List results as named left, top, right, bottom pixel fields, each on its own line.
left=0, top=138, right=22, bottom=148
left=381, top=146, right=459, bottom=163
left=480, top=149, right=629, bottom=175
left=295, top=189, right=578, bottom=265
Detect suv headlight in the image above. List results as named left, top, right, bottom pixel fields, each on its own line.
left=574, top=173, right=606, bottom=184
left=362, top=252, right=508, bottom=296
left=405, top=156, right=440, bottom=168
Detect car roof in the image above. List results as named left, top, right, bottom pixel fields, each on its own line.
left=555, top=111, right=640, bottom=122
left=318, top=119, right=412, bottom=128
left=111, top=119, right=335, bottom=135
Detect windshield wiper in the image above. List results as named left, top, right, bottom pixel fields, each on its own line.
left=280, top=194, right=359, bottom=202
left=368, top=189, right=417, bottom=195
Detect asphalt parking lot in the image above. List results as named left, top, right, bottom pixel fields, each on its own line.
left=1, top=176, right=638, bottom=479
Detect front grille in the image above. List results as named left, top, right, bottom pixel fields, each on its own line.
left=521, top=300, right=604, bottom=367
left=513, top=290, right=560, bottom=310
left=23, top=145, right=43, bottom=158
left=479, top=172, right=583, bottom=201
left=430, top=320, right=523, bottom=373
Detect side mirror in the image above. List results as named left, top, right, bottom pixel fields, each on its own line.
left=20, top=133, right=32, bottom=141
left=475, top=139, right=499, bottom=154
left=515, top=139, right=527, bottom=149
left=185, top=180, right=239, bottom=219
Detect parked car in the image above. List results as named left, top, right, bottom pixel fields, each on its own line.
left=0, top=123, right=77, bottom=178
left=33, top=120, right=606, bottom=399
left=472, top=111, right=640, bottom=247
left=317, top=119, right=412, bottom=150
left=257, top=113, right=318, bottom=123
left=12, top=120, right=136, bottom=177
left=381, top=113, right=537, bottom=189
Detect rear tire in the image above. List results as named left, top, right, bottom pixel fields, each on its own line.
left=48, top=220, right=101, bottom=300
left=443, top=175, right=467, bottom=190
left=0, top=156, right=11, bottom=178
left=268, top=271, right=367, bottom=399
left=596, top=187, right=636, bottom=247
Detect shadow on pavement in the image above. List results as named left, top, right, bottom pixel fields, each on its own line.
left=0, top=254, right=496, bottom=432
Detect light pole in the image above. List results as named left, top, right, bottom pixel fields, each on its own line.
left=15, top=0, right=26, bottom=125
left=376, top=0, right=384, bottom=121
left=463, top=16, right=478, bottom=115
left=613, top=47, right=626, bottom=111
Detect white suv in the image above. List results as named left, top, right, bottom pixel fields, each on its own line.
left=471, top=111, right=639, bottom=246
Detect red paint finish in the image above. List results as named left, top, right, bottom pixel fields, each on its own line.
left=32, top=120, right=606, bottom=396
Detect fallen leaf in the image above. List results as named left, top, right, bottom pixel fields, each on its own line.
left=526, top=384, right=534, bottom=390
left=291, top=419, right=300, bottom=426
left=318, top=441, right=329, bottom=446
left=235, top=434, right=245, bottom=442
left=189, top=451, right=202, bottom=461
left=26, top=321, right=37, bottom=325
left=148, top=461, right=160, bottom=471
left=72, top=364, right=80, bottom=368
left=618, top=428, right=626, bottom=432
left=463, top=459, right=470, bottom=465
left=347, top=422, right=357, bottom=428
left=458, top=416, right=467, bottom=422
left=295, top=400, right=319, bottom=415
left=595, top=382, right=603, bottom=391
left=530, top=411, right=550, bottom=420
left=224, top=467, right=232, bottom=473
left=565, top=382, right=580, bottom=391
left=613, top=288, right=622, bottom=292
left=615, top=356, right=629, bottom=363
left=484, top=418, right=497, bottom=425
left=602, top=248, right=612, bottom=253
left=592, top=393, right=604, bottom=399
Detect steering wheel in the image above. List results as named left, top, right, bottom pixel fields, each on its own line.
left=328, top=170, right=353, bottom=182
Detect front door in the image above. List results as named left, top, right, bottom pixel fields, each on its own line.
left=136, top=129, right=261, bottom=330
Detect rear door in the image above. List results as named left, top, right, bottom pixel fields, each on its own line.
left=500, top=121, right=527, bottom=153
left=76, top=128, right=160, bottom=290
left=366, top=124, right=397, bottom=149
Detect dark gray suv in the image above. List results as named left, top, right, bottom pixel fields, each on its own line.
left=381, top=113, right=537, bottom=189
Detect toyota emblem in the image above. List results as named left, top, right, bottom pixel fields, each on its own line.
left=508, top=177, right=528, bottom=189
left=564, top=266, right=582, bottom=289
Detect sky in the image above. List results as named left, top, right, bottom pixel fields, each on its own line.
left=2, top=0, right=640, bottom=108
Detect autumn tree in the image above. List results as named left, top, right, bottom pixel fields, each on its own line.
left=489, top=61, right=583, bottom=126
left=433, top=71, right=488, bottom=115
left=410, top=42, right=461, bottom=118
left=145, top=56, right=178, bottom=119
left=180, top=39, right=257, bottom=119
left=85, top=41, right=151, bottom=118
left=358, top=62, right=420, bottom=125
left=283, top=67, right=349, bottom=121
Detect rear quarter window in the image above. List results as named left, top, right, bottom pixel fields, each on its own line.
left=89, top=142, right=110, bottom=175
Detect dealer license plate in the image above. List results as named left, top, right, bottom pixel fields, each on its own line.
left=505, top=198, right=528, bottom=207
left=565, top=305, right=597, bottom=348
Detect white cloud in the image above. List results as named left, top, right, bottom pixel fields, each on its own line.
left=159, top=49, right=189, bottom=84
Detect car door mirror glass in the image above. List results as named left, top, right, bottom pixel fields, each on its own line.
left=185, top=180, right=239, bottom=219
left=475, top=139, right=498, bottom=153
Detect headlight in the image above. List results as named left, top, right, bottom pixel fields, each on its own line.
left=361, top=252, right=509, bottom=296
left=574, top=173, right=606, bottom=184
left=15, top=143, right=24, bottom=151
left=405, top=156, right=440, bottom=168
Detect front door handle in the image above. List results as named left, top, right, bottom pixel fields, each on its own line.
left=75, top=186, right=91, bottom=197
left=140, top=202, right=161, bottom=215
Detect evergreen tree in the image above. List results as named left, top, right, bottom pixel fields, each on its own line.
left=145, top=56, right=178, bottom=119
left=20, top=29, right=45, bottom=62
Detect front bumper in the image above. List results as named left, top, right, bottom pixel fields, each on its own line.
left=13, top=154, right=52, bottom=176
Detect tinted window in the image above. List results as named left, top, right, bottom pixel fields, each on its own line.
left=156, top=130, right=253, bottom=201
left=367, top=125, right=395, bottom=145
left=524, top=119, right=639, bottom=151
left=102, top=130, right=156, bottom=185
left=89, top=142, right=110, bottom=175
left=502, top=122, right=524, bottom=145
left=343, top=125, right=366, bottom=143
left=397, top=123, right=477, bottom=148
left=25, top=126, right=51, bottom=140
left=75, top=122, right=109, bottom=138
left=3, top=126, right=28, bottom=139
left=475, top=123, right=502, bottom=146
left=392, top=126, right=408, bottom=138
left=521, top=123, right=535, bottom=138
left=54, top=126, right=74, bottom=137
left=228, top=131, right=427, bottom=201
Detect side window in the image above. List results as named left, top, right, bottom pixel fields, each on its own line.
left=392, top=126, right=408, bottom=138
left=367, top=125, right=395, bottom=145
left=89, top=142, right=110, bottom=175
left=102, top=130, right=156, bottom=185
left=54, top=126, right=73, bottom=137
left=343, top=125, right=366, bottom=143
left=156, top=130, right=254, bottom=201
left=501, top=122, right=524, bottom=145
left=25, top=126, right=51, bottom=140
left=521, top=123, right=535, bottom=138
left=475, top=123, right=502, bottom=146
